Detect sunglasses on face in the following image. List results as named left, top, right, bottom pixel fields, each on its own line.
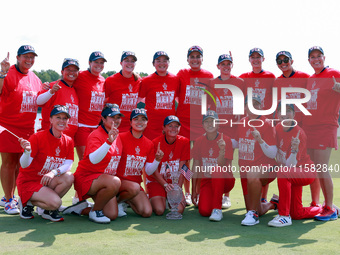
left=276, top=57, right=290, bottom=65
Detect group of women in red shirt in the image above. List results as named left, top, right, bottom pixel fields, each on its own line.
left=0, top=44, right=339, bottom=226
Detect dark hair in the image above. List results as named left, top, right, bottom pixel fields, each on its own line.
left=98, top=104, right=111, bottom=126
left=132, top=72, right=140, bottom=81
left=98, top=117, right=105, bottom=126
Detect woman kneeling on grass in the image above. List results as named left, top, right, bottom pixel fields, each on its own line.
left=191, top=110, right=235, bottom=222
left=115, top=108, right=164, bottom=218
left=146, top=115, right=190, bottom=216
left=63, top=104, right=123, bottom=224
left=17, top=105, right=74, bottom=222
left=268, top=103, right=324, bottom=227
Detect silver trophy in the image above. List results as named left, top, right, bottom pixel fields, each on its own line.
left=166, top=170, right=183, bottom=220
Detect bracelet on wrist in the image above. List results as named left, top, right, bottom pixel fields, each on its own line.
left=0, top=69, right=8, bottom=74
left=52, top=169, right=61, bottom=177
left=106, top=139, right=113, bottom=145
left=0, top=73, right=7, bottom=79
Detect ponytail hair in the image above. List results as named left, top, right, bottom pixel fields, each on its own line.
left=133, top=72, right=140, bottom=81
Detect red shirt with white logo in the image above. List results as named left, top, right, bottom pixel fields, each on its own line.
left=176, top=68, right=214, bottom=140
left=303, top=67, right=340, bottom=127
left=19, top=129, right=74, bottom=181
left=239, top=70, right=275, bottom=112
left=73, top=70, right=105, bottom=126
left=147, top=134, right=190, bottom=183
left=237, top=115, right=277, bottom=167
left=38, top=80, right=79, bottom=139
left=75, top=125, right=122, bottom=177
left=116, top=131, right=155, bottom=184
left=273, top=70, right=309, bottom=125
left=191, top=132, right=233, bottom=178
left=104, top=72, right=141, bottom=132
left=139, top=72, right=179, bottom=140
left=0, top=65, right=41, bottom=131
left=208, top=75, right=245, bottom=139
left=275, top=123, right=313, bottom=166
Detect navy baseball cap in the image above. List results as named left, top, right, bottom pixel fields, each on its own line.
left=163, top=115, right=181, bottom=126
left=130, top=108, right=148, bottom=120
left=121, top=51, right=137, bottom=62
left=153, top=51, right=169, bottom=62
left=62, top=58, right=80, bottom=70
left=276, top=51, right=292, bottom=60
left=17, top=45, right=37, bottom=56
left=249, top=48, right=264, bottom=57
left=101, top=103, right=124, bottom=117
left=202, top=110, right=219, bottom=122
left=89, top=51, right=107, bottom=62
left=308, top=46, right=324, bottom=57
left=187, top=45, right=203, bottom=57
left=245, top=94, right=262, bottom=105
left=50, top=105, right=71, bottom=118
left=218, top=54, right=233, bottom=64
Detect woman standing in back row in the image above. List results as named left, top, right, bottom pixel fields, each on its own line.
left=104, top=51, right=141, bottom=133
left=0, top=46, right=42, bottom=214
left=303, top=46, right=340, bottom=221
left=37, top=58, right=80, bottom=141
left=138, top=51, right=179, bottom=141
left=73, top=51, right=106, bottom=160
left=176, top=46, right=214, bottom=205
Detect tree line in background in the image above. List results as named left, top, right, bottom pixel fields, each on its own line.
left=33, top=70, right=149, bottom=83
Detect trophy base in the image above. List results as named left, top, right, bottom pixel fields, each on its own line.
left=166, top=211, right=182, bottom=220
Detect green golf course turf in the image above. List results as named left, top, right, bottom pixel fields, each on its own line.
left=1, top=146, right=339, bottom=254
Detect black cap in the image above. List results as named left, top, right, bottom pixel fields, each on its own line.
left=101, top=103, right=124, bottom=117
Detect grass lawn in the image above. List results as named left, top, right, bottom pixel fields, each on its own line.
left=1, top=143, right=340, bottom=254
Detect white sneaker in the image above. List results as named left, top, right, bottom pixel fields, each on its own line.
left=36, top=206, right=44, bottom=216
left=72, top=196, right=79, bottom=205
left=72, top=196, right=94, bottom=207
left=62, top=200, right=89, bottom=215
left=333, top=204, right=340, bottom=216
left=1, top=195, right=18, bottom=207
left=58, top=205, right=67, bottom=212
left=89, top=210, right=110, bottom=224
left=185, top=193, right=192, bottom=206
left=4, top=198, right=20, bottom=215
left=0, top=196, right=7, bottom=207
left=222, top=196, right=231, bottom=209
left=118, top=202, right=127, bottom=217
left=268, top=215, right=292, bottom=227
left=209, top=209, right=223, bottom=222
left=241, top=210, right=259, bottom=226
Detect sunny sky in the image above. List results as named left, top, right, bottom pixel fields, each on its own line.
left=2, top=0, right=340, bottom=77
